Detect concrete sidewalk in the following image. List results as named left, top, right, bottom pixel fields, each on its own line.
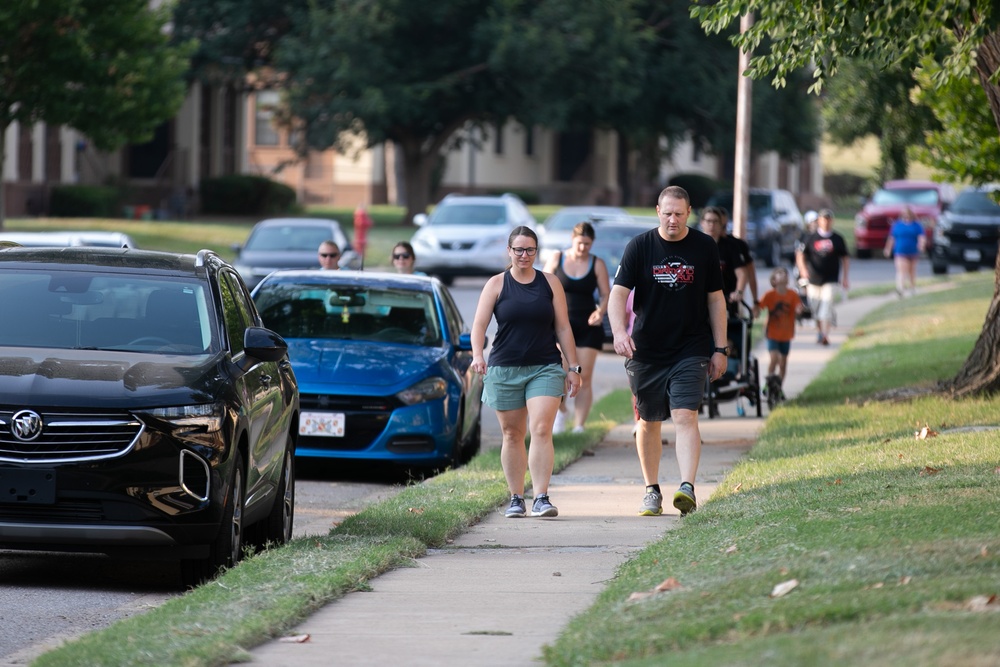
left=246, top=293, right=892, bottom=667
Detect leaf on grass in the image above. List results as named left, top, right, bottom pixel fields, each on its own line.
left=407, top=507, right=424, bottom=514
left=724, top=544, right=738, bottom=554
left=278, top=634, right=310, bottom=643
left=981, top=546, right=990, bottom=558
left=628, top=591, right=655, bottom=601
left=733, top=482, right=742, bottom=492
left=919, top=466, right=942, bottom=476
left=654, top=577, right=683, bottom=592
left=840, top=507, right=862, bottom=513
left=770, top=579, right=799, bottom=598
left=915, top=424, right=938, bottom=440
left=966, top=595, right=999, bottom=612
left=899, top=576, right=912, bottom=585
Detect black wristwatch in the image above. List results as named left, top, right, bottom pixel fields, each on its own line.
left=568, top=365, right=582, bottom=374
left=713, top=346, right=730, bottom=356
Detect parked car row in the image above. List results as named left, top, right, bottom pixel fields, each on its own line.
left=0, top=231, right=483, bottom=586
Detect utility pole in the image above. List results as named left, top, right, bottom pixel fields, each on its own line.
left=732, top=13, right=754, bottom=240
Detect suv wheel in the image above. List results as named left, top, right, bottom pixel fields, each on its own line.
left=856, top=247, right=872, bottom=259
left=248, top=442, right=295, bottom=550
left=931, top=261, right=948, bottom=275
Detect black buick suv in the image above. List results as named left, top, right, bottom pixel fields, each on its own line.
left=0, top=247, right=298, bottom=586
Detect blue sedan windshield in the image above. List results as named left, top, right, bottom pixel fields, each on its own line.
left=256, top=283, right=444, bottom=347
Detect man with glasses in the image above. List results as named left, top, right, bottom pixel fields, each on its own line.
left=317, top=240, right=341, bottom=270
left=608, top=186, right=727, bottom=518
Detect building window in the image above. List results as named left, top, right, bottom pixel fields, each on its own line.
left=494, top=122, right=504, bottom=155
left=524, top=125, right=534, bottom=157
left=254, top=91, right=281, bottom=146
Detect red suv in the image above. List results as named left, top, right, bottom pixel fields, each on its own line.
left=853, top=180, right=955, bottom=259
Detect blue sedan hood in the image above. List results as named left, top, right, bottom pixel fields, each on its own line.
left=288, top=339, right=447, bottom=391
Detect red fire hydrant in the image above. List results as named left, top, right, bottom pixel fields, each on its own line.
left=353, top=204, right=373, bottom=269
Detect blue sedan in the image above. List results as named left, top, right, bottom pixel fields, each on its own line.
left=252, top=270, right=483, bottom=471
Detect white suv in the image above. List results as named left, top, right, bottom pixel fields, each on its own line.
left=411, top=193, right=537, bottom=285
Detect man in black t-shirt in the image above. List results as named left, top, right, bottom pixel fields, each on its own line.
left=795, top=209, right=849, bottom=346
left=607, top=186, right=728, bottom=518
left=699, top=206, right=754, bottom=316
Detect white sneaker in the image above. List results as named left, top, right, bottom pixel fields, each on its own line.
left=553, top=410, right=566, bottom=434
left=571, top=425, right=585, bottom=434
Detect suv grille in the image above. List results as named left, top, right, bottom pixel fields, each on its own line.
left=948, top=222, right=1000, bottom=244
left=0, top=409, right=142, bottom=463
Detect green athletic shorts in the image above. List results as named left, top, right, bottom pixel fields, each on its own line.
left=482, top=363, right=566, bottom=411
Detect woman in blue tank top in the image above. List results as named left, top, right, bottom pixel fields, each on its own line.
left=471, top=226, right=582, bottom=519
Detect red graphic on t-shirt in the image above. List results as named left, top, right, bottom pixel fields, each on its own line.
left=812, top=238, right=835, bottom=254
left=652, top=261, right=694, bottom=288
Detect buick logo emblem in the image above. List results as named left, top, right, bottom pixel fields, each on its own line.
left=11, top=410, right=43, bottom=441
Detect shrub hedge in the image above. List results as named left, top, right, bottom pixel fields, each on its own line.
left=49, top=185, right=121, bottom=218
left=200, top=175, right=298, bottom=216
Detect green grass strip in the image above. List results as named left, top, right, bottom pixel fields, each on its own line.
left=542, top=273, right=1000, bottom=667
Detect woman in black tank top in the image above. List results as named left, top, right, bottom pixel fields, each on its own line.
left=470, top=227, right=582, bottom=518
left=542, top=221, right=610, bottom=434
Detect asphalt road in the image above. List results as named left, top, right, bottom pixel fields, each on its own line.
left=0, top=254, right=914, bottom=665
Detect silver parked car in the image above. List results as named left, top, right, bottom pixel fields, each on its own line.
left=232, top=217, right=361, bottom=290
left=410, top=193, right=537, bottom=285
left=0, top=231, right=138, bottom=248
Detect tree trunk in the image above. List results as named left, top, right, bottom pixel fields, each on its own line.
left=945, top=28, right=1000, bottom=396
left=399, top=138, right=434, bottom=227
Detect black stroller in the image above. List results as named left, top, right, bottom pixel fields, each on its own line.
left=703, top=300, right=761, bottom=419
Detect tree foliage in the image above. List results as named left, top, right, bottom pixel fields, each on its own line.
left=1, top=0, right=190, bottom=149
left=171, top=0, right=307, bottom=87
left=823, top=57, right=939, bottom=181
left=0, top=0, right=191, bottom=224
left=270, top=0, right=817, bottom=222
left=912, top=60, right=1000, bottom=184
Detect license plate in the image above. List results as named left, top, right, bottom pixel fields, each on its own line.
left=963, top=249, right=981, bottom=262
left=299, top=411, right=345, bottom=438
left=0, top=468, right=56, bottom=505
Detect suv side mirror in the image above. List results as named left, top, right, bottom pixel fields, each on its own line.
left=413, top=213, right=428, bottom=227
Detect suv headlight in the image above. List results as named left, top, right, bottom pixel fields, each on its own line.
left=396, top=378, right=447, bottom=405
left=411, top=233, right=435, bottom=251
left=144, top=402, right=224, bottom=433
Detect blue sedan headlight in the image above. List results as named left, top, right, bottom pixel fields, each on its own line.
left=396, top=377, right=448, bottom=405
